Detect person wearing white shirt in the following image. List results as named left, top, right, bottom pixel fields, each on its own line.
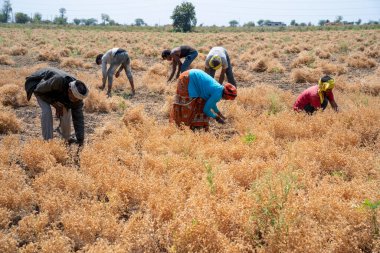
left=96, top=48, right=135, bottom=97
left=205, top=47, right=237, bottom=87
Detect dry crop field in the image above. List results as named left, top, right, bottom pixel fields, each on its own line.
left=0, top=27, right=379, bottom=252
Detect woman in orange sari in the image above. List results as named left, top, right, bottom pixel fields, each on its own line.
left=170, top=69, right=237, bottom=130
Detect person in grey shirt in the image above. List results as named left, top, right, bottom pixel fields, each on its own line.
left=96, top=48, right=135, bottom=97
left=24, top=67, right=89, bottom=145
left=205, top=46, right=237, bottom=87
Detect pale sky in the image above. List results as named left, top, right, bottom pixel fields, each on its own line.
left=10, top=0, right=380, bottom=26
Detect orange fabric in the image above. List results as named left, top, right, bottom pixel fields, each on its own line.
left=170, top=71, right=209, bottom=130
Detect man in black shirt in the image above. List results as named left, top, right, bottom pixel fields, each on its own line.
left=25, top=67, right=89, bottom=145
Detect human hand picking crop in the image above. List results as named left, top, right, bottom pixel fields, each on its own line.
left=217, top=112, right=226, bottom=120
left=215, top=115, right=225, bottom=124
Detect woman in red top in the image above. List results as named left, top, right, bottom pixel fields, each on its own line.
left=293, top=76, right=339, bottom=114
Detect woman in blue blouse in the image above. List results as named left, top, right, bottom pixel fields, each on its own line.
left=170, top=69, right=237, bottom=130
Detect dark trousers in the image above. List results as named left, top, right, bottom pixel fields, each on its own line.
left=205, top=52, right=236, bottom=87
left=180, top=50, right=198, bottom=73
left=304, top=97, right=328, bottom=114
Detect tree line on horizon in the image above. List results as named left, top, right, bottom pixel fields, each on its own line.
left=0, top=0, right=379, bottom=31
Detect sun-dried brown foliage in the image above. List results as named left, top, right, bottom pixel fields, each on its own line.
left=84, top=89, right=119, bottom=113
left=0, top=54, right=15, bottom=65
left=122, top=105, right=147, bottom=126
left=0, top=84, right=28, bottom=107
left=291, top=51, right=315, bottom=68
left=9, top=46, right=28, bottom=56
left=284, top=45, right=301, bottom=54
left=131, top=59, right=146, bottom=71
left=319, top=61, right=347, bottom=75
left=21, top=139, right=68, bottom=175
left=60, top=57, right=84, bottom=68
left=59, top=48, right=70, bottom=57
left=346, top=54, right=377, bottom=69
left=290, top=67, right=322, bottom=83
left=84, top=50, right=98, bottom=59
left=37, top=50, right=61, bottom=62
left=365, top=46, right=379, bottom=58
left=316, top=48, right=331, bottom=59
left=0, top=107, right=21, bottom=134
left=0, top=27, right=379, bottom=253
left=250, top=58, right=268, bottom=72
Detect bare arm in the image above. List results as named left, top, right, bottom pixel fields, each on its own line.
left=168, top=59, right=177, bottom=82
left=174, top=55, right=182, bottom=79
left=168, top=47, right=182, bottom=81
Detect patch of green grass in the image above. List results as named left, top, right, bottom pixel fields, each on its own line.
left=118, top=101, right=127, bottom=112
left=267, top=93, right=283, bottom=115
left=331, top=170, right=348, bottom=180
left=70, top=48, right=81, bottom=57
left=362, top=199, right=380, bottom=236
left=269, top=66, right=283, bottom=73
left=249, top=170, right=297, bottom=243
left=243, top=133, right=257, bottom=145
left=205, top=162, right=216, bottom=194
left=282, top=36, right=292, bottom=42
left=338, top=42, right=350, bottom=54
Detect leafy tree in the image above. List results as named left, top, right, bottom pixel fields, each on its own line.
left=290, top=19, right=297, bottom=26
left=257, top=19, right=264, bottom=26
left=170, top=1, right=197, bottom=32
left=101, top=13, right=110, bottom=25
left=243, top=21, right=255, bottom=27
left=367, top=20, right=379, bottom=25
left=335, top=15, right=343, bottom=23
left=15, top=12, right=29, bottom=23
left=108, top=19, right=116, bottom=25
left=355, top=19, right=362, bottom=25
left=229, top=20, right=239, bottom=27
left=134, top=18, right=146, bottom=26
left=54, top=8, right=67, bottom=25
left=318, top=19, right=327, bottom=26
left=59, top=8, right=66, bottom=19
left=41, top=19, right=52, bottom=24
left=54, top=16, right=67, bottom=25
left=73, top=18, right=81, bottom=25
left=83, top=18, right=97, bottom=26
left=33, top=13, right=42, bottom=23
left=263, top=20, right=272, bottom=26
left=0, top=0, right=12, bottom=23
left=299, top=22, right=307, bottom=26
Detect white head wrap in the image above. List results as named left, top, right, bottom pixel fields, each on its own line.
left=69, top=81, right=89, bottom=100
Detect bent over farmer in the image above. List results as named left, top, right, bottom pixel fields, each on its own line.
left=170, top=69, right=237, bottom=130
left=205, top=46, right=237, bottom=87
left=162, top=45, right=198, bottom=82
left=96, top=48, right=135, bottom=97
left=293, top=75, right=339, bottom=114
left=25, top=67, right=89, bottom=145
